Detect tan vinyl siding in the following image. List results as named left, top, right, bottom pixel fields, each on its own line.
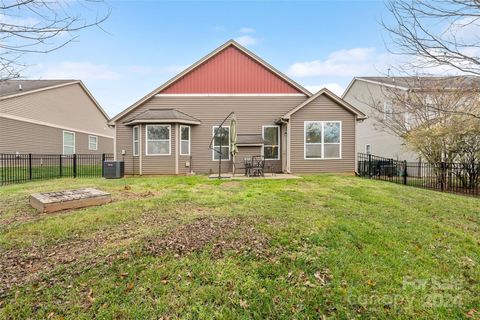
left=116, top=96, right=305, bottom=175
left=0, top=117, right=113, bottom=154
left=289, top=95, right=356, bottom=173
left=0, top=83, right=113, bottom=137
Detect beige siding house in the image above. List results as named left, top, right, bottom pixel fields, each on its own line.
left=342, top=77, right=420, bottom=161
left=0, top=80, right=114, bottom=154
left=110, top=40, right=366, bottom=175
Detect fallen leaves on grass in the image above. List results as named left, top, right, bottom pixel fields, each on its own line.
left=239, top=299, right=249, bottom=309
left=0, top=214, right=172, bottom=295
left=143, top=217, right=269, bottom=259
left=314, top=268, right=332, bottom=286
left=466, top=308, right=479, bottom=319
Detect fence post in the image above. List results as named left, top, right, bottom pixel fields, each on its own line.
left=28, top=153, right=32, bottom=180
left=440, top=162, right=445, bottom=192
left=59, top=155, right=63, bottom=177
left=101, top=153, right=106, bottom=177
left=368, top=154, right=372, bottom=178
left=73, top=154, right=77, bottom=178
left=403, top=160, right=407, bottom=185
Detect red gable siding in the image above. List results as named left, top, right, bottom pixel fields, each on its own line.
left=161, top=45, right=302, bottom=94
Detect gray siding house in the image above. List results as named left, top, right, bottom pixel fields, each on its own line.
left=342, top=77, right=421, bottom=161
left=110, top=40, right=366, bottom=175
left=0, top=80, right=114, bottom=154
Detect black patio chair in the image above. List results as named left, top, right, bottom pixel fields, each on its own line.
left=250, top=156, right=265, bottom=177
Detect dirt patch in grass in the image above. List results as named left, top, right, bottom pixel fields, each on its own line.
left=221, top=181, right=242, bottom=189
left=0, top=213, right=172, bottom=297
left=143, top=216, right=269, bottom=259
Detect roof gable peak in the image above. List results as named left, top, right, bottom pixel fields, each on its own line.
left=110, top=40, right=311, bottom=123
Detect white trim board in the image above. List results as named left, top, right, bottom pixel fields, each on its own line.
left=342, top=77, right=409, bottom=99
left=0, top=113, right=114, bottom=138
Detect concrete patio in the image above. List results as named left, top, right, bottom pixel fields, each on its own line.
left=208, top=173, right=301, bottom=180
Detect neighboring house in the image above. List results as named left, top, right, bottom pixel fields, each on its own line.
left=343, top=76, right=480, bottom=161
left=343, top=76, right=427, bottom=161
left=0, top=80, right=114, bottom=154
left=110, top=40, right=366, bottom=175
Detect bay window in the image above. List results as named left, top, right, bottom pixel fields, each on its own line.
left=180, top=125, right=191, bottom=155
left=133, top=126, right=139, bottom=156
left=146, top=124, right=171, bottom=155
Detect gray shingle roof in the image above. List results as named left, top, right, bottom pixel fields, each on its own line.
left=0, top=80, right=76, bottom=97
left=123, top=109, right=201, bottom=125
left=358, top=76, right=480, bottom=90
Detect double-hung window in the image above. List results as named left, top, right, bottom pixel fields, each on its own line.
left=180, top=125, right=191, bottom=155
left=212, top=126, right=230, bottom=160
left=263, top=125, right=280, bottom=160
left=133, top=126, right=140, bottom=156
left=304, top=121, right=341, bottom=159
left=88, top=135, right=98, bottom=151
left=63, top=131, right=75, bottom=155
left=146, top=124, right=171, bottom=155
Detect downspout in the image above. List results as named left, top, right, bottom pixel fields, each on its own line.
left=287, top=120, right=291, bottom=173
left=175, top=123, right=179, bottom=175
left=113, top=125, right=117, bottom=161
left=139, top=124, right=143, bottom=175
left=276, top=117, right=290, bottom=173
left=354, top=116, right=358, bottom=174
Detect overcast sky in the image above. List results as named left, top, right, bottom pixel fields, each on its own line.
left=19, top=1, right=400, bottom=117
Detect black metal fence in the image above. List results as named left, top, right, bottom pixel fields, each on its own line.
left=0, top=153, right=114, bottom=186
left=358, top=153, right=480, bottom=197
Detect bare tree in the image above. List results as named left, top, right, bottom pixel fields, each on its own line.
left=383, top=0, right=480, bottom=75
left=361, top=77, right=480, bottom=163
left=0, top=0, right=110, bottom=80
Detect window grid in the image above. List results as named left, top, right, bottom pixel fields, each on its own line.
left=304, top=121, right=341, bottom=160
left=145, top=124, right=171, bottom=156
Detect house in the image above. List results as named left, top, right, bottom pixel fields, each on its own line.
left=109, top=40, right=366, bottom=175
left=0, top=80, right=114, bottom=154
left=343, top=76, right=480, bottom=162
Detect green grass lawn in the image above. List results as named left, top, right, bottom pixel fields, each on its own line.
left=1, top=165, right=103, bottom=185
left=0, top=175, right=478, bottom=319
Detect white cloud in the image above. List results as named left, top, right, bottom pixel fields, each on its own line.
left=239, top=27, right=255, bottom=34
left=305, top=83, right=344, bottom=96
left=33, top=62, right=121, bottom=80
left=445, top=17, right=480, bottom=43
left=0, top=14, right=39, bottom=28
left=286, top=47, right=396, bottom=78
left=234, top=35, right=258, bottom=46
